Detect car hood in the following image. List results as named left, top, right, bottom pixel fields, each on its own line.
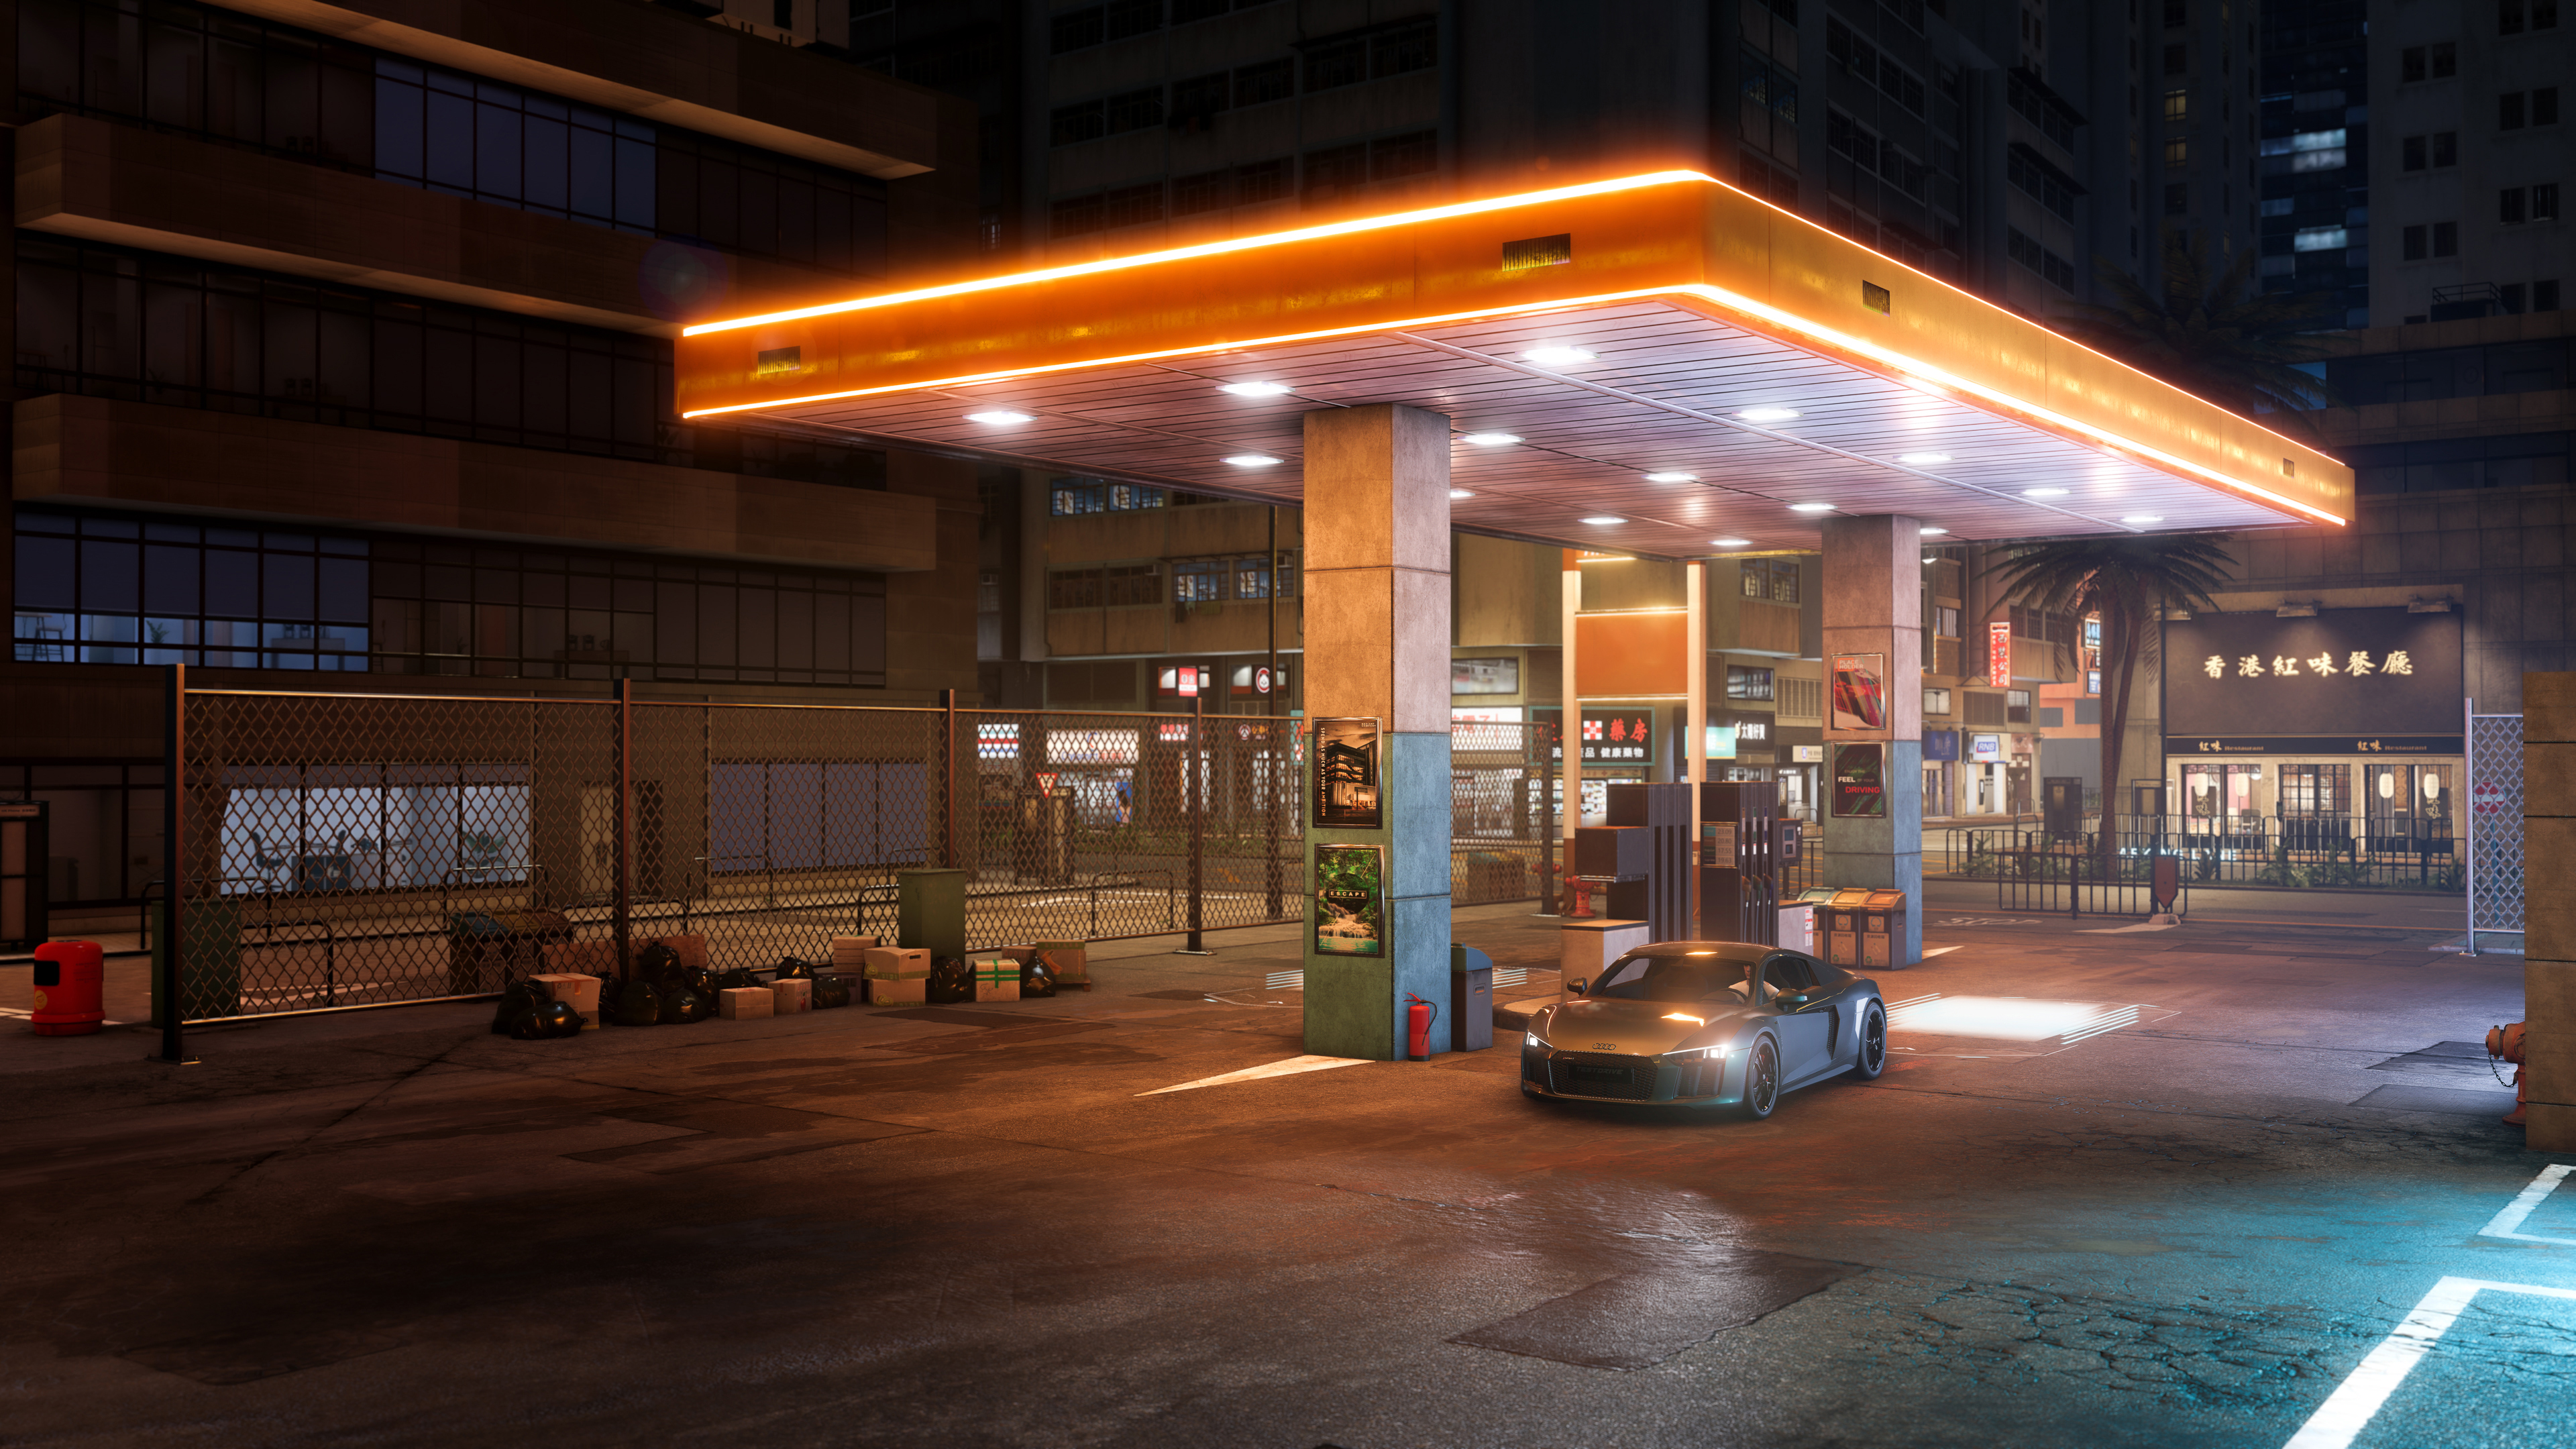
left=1534, top=996, right=1764, bottom=1055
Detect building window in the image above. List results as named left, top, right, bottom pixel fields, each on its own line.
left=1303, top=38, right=1368, bottom=91
left=1050, top=7, right=1106, bottom=52
left=1779, top=676, right=1823, bottom=719
left=1234, top=59, right=1295, bottom=107
left=1049, top=193, right=1106, bottom=237
left=1173, top=558, right=1225, bottom=603
left=1051, top=101, right=1107, bottom=148
left=1103, top=181, right=1165, bottom=228
left=2539, top=279, right=2563, bottom=311
left=1105, top=565, right=1163, bottom=608
left=1727, top=665, right=1776, bottom=701
left=15, top=508, right=888, bottom=684
left=2537, top=183, right=2563, bottom=220
left=2163, top=90, right=2188, bottom=121
left=2165, top=182, right=2189, bottom=215
left=14, top=237, right=885, bottom=485
left=2503, top=282, right=2529, bottom=313
left=1373, top=131, right=1439, bottom=180
left=1171, top=71, right=1230, bottom=128
left=1302, top=142, right=1369, bottom=201
left=1739, top=558, right=1800, bottom=602
left=2008, top=147, right=2079, bottom=221
left=2006, top=689, right=2033, bottom=724
left=2164, top=138, right=2189, bottom=168
left=1106, top=87, right=1166, bottom=133
left=1924, top=687, right=1953, bottom=716
left=1048, top=568, right=1103, bottom=609
left=2163, top=43, right=2186, bottom=75
left=2504, top=187, right=2529, bottom=224
left=1051, top=482, right=1106, bottom=515
left=2539, top=88, right=2565, bottom=126
left=2434, top=220, right=2459, bottom=256
left=2007, top=227, right=2077, bottom=291
left=15, top=0, right=890, bottom=276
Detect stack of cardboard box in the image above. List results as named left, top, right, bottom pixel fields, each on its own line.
left=863, top=947, right=930, bottom=1004
left=969, top=957, right=1019, bottom=1004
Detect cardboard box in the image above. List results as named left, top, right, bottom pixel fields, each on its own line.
left=971, top=958, right=1018, bottom=988
left=530, top=972, right=601, bottom=1028
left=866, top=976, right=926, bottom=1005
left=830, top=935, right=879, bottom=969
left=542, top=940, right=619, bottom=978
left=1034, top=939, right=1090, bottom=985
left=863, top=946, right=931, bottom=979
left=769, top=978, right=812, bottom=1014
left=972, top=980, right=1020, bottom=1004
left=717, top=986, right=773, bottom=1020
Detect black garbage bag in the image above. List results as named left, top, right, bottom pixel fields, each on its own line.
left=490, top=978, right=543, bottom=1035
left=711, top=965, right=761, bottom=995
left=811, top=973, right=852, bottom=1010
left=588, top=971, right=621, bottom=1024
left=513, top=996, right=584, bottom=1040
left=773, top=955, right=816, bottom=980
left=614, top=978, right=663, bottom=1026
left=1018, top=957, right=1058, bottom=998
left=659, top=985, right=710, bottom=1024
left=636, top=942, right=683, bottom=983
left=927, top=956, right=973, bottom=1004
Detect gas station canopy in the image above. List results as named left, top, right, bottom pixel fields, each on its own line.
left=675, top=172, right=2351, bottom=559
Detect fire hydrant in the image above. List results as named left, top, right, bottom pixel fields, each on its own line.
left=2488, top=1022, right=2528, bottom=1127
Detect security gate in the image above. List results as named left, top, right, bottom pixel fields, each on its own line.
left=2467, top=705, right=2524, bottom=955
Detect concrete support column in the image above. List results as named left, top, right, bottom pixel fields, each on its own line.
left=1561, top=554, right=1582, bottom=892
left=1300, top=404, right=1452, bottom=1059
left=1820, top=515, right=1924, bottom=967
left=2527, top=673, right=2575, bottom=1150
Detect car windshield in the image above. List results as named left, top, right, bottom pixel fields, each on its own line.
left=1589, top=954, right=1753, bottom=1004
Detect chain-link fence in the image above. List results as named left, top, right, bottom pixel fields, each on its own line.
left=161, top=688, right=1575, bottom=1022
left=2468, top=711, right=2524, bottom=953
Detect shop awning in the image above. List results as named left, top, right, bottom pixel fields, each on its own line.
left=674, top=172, right=2350, bottom=559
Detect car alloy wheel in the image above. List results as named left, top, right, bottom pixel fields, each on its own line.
left=1741, top=1038, right=1779, bottom=1120
left=1851, top=1001, right=1888, bottom=1081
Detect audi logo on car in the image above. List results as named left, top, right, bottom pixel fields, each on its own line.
left=1593, top=1043, right=1618, bottom=1051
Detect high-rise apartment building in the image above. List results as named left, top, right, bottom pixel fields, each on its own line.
left=2370, top=0, right=2568, bottom=323
left=4, top=0, right=983, bottom=922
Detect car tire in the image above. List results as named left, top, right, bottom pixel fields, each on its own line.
left=1848, top=1000, right=1888, bottom=1081
left=1738, top=1037, right=1780, bottom=1120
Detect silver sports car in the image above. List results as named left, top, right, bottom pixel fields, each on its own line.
left=1519, top=941, right=1886, bottom=1118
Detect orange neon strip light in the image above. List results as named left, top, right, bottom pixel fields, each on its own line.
left=681, top=170, right=1712, bottom=336
left=678, top=172, right=2347, bottom=527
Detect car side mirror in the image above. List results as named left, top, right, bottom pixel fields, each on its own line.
left=1565, top=978, right=1587, bottom=997
left=1778, top=992, right=1810, bottom=1010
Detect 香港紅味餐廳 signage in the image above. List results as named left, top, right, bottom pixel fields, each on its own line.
left=2161, top=609, right=2461, bottom=743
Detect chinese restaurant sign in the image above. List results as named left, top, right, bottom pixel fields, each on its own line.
left=2161, top=609, right=2463, bottom=754
left=1988, top=621, right=2012, bottom=688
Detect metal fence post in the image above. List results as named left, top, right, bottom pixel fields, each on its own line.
left=614, top=676, right=633, bottom=980
left=941, top=688, right=959, bottom=871
left=152, top=661, right=195, bottom=1065
left=1181, top=693, right=1210, bottom=954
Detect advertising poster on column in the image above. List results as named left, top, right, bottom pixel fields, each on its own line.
left=1312, top=844, right=1386, bottom=957
left=1311, top=717, right=1383, bottom=829
left=1831, top=743, right=1888, bottom=818
left=1827, top=653, right=1889, bottom=737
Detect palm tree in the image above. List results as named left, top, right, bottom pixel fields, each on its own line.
left=2058, top=229, right=2343, bottom=423
left=1978, top=535, right=2238, bottom=879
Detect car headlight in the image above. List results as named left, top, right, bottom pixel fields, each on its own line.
left=1525, top=1029, right=1549, bottom=1049
left=1662, top=1046, right=1728, bottom=1062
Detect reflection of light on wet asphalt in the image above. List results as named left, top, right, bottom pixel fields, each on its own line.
left=1884, top=994, right=2137, bottom=1042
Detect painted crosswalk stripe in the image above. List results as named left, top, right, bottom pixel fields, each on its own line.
left=1264, top=969, right=1305, bottom=991
left=1138, top=1054, right=1371, bottom=1096
left=2477, top=1163, right=2576, bottom=1246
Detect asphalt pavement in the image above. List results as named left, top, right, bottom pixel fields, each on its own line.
left=0, top=894, right=2563, bottom=1448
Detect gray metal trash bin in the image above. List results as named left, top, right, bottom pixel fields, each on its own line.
left=1450, top=944, right=1494, bottom=1053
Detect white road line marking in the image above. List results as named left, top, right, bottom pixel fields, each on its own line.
left=2060, top=1006, right=2143, bottom=1044
left=1263, top=970, right=1306, bottom=990
left=2282, top=1277, right=2576, bottom=1449
left=1492, top=967, right=1529, bottom=987
left=2477, top=1163, right=2576, bottom=1246
left=1883, top=991, right=1943, bottom=1012
left=1136, top=1054, right=1372, bottom=1096
left=1921, top=946, right=1962, bottom=959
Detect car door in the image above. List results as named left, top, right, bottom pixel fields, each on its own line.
left=1760, top=953, right=1834, bottom=1083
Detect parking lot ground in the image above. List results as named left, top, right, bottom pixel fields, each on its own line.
left=0, top=897, right=2560, bottom=1449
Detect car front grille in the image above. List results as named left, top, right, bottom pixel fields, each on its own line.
left=1546, top=1051, right=1661, bottom=1101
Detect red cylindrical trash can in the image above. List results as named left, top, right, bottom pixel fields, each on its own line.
left=32, top=941, right=105, bottom=1036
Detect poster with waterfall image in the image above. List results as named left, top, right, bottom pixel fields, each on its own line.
left=1311, top=845, right=1386, bottom=957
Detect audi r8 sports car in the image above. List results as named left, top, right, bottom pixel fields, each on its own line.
left=1519, top=941, right=1886, bottom=1118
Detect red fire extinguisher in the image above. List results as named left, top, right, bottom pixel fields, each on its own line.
left=1405, top=992, right=1440, bottom=1061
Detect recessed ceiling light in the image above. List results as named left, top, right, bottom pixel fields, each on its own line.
left=1643, top=471, right=1699, bottom=483
left=2121, top=514, right=2165, bottom=524
left=965, top=410, right=1034, bottom=425
left=1898, top=452, right=1953, bottom=466
left=1460, top=431, right=1522, bottom=446
left=2023, top=486, right=2070, bottom=497
left=1709, top=537, right=1752, bottom=547
left=1223, top=453, right=1283, bottom=468
left=1521, top=345, right=1597, bottom=367
left=1582, top=515, right=1625, bottom=525
left=1219, top=380, right=1293, bottom=397
left=1919, top=527, right=1949, bottom=536
left=1789, top=502, right=1835, bottom=513
left=1449, top=488, right=1476, bottom=499
left=1739, top=407, right=1802, bottom=423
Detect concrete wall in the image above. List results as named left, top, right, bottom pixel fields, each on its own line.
left=2526, top=671, right=2576, bottom=1150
